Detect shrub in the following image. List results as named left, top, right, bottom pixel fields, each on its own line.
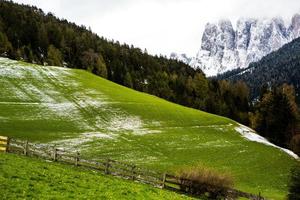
left=288, top=164, right=300, bottom=200
left=176, top=166, right=234, bottom=199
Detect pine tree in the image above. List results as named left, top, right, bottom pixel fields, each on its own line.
left=193, top=72, right=209, bottom=99
left=251, top=85, right=298, bottom=147
left=95, top=54, right=107, bottom=78
left=0, top=31, right=12, bottom=55
left=124, top=72, right=133, bottom=88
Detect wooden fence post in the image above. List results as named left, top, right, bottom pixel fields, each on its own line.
left=162, top=173, right=166, bottom=189
left=105, top=159, right=110, bottom=174
left=53, top=148, right=57, bottom=161
left=6, top=137, right=10, bottom=153
left=131, top=165, right=136, bottom=180
left=24, top=140, right=28, bottom=156
left=75, top=151, right=80, bottom=166
left=258, top=192, right=262, bottom=200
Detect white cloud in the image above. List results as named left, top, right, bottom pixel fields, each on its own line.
left=12, top=0, right=300, bottom=57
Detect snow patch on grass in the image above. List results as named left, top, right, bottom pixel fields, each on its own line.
left=108, top=115, right=162, bottom=135
left=199, top=140, right=233, bottom=148
left=77, top=98, right=108, bottom=109
left=26, top=83, right=56, bottom=102
left=83, top=132, right=114, bottom=139
left=0, top=65, right=25, bottom=78
left=235, top=124, right=299, bottom=159
left=48, top=114, right=162, bottom=151
left=108, top=116, right=142, bottom=132
left=0, top=58, right=47, bottom=80
left=50, top=132, right=114, bottom=151
left=1, top=80, right=31, bottom=101
left=0, top=57, right=162, bottom=149
left=45, top=102, right=76, bottom=115
left=0, top=58, right=24, bottom=78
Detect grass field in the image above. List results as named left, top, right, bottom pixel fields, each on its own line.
left=0, top=57, right=298, bottom=199
left=0, top=153, right=194, bottom=199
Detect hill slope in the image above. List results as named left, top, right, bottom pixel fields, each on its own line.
left=0, top=57, right=298, bottom=199
left=0, top=153, right=193, bottom=199
left=216, top=37, right=300, bottom=102
left=0, top=1, right=253, bottom=127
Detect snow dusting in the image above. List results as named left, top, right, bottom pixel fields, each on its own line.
left=50, top=132, right=114, bottom=151
left=235, top=124, right=299, bottom=159
left=106, top=115, right=161, bottom=135
left=172, top=14, right=300, bottom=77
left=0, top=57, right=163, bottom=151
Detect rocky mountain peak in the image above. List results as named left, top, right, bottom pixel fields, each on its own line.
left=171, top=14, right=300, bottom=77
left=290, top=14, right=300, bottom=38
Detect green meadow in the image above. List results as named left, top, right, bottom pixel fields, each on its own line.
left=0, top=57, right=298, bottom=199
left=0, top=153, right=194, bottom=200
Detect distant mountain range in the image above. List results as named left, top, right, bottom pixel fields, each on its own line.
left=216, top=36, right=300, bottom=103
left=171, top=14, right=300, bottom=77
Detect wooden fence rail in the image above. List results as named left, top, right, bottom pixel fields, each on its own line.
left=1, top=137, right=266, bottom=200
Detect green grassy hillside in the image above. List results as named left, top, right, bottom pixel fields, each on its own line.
left=0, top=153, right=193, bottom=199
left=0, top=57, right=298, bottom=199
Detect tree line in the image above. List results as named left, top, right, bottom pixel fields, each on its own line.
left=249, top=84, right=299, bottom=154
left=215, top=30, right=300, bottom=154
left=0, top=1, right=299, bottom=154
left=0, top=1, right=250, bottom=123
left=216, top=36, right=300, bottom=104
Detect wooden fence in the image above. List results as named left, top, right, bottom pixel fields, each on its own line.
left=0, top=136, right=9, bottom=152
left=1, top=136, right=266, bottom=200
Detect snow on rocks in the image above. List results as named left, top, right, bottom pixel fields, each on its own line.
left=235, top=124, right=299, bottom=159
left=172, top=14, right=300, bottom=77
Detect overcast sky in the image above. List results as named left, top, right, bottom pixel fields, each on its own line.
left=12, top=0, right=300, bottom=57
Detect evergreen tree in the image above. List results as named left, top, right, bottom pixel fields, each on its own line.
left=95, top=54, right=107, bottom=78
left=0, top=31, right=12, bottom=55
left=251, top=84, right=298, bottom=147
left=193, top=73, right=209, bottom=109
left=193, top=72, right=209, bottom=99
left=47, top=44, right=63, bottom=66
left=124, top=72, right=133, bottom=88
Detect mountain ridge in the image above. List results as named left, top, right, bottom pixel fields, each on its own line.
left=171, top=14, right=300, bottom=76
left=215, top=36, right=300, bottom=102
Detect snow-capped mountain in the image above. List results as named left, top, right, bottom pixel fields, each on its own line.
left=171, top=14, right=300, bottom=77
left=169, top=53, right=192, bottom=64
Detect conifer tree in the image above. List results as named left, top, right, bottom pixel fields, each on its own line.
left=47, top=45, right=63, bottom=66
left=124, top=72, right=133, bottom=88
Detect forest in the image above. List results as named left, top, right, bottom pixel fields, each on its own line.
left=0, top=1, right=299, bottom=155
left=216, top=36, right=300, bottom=104
left=0, top=1, right=250, bottom=123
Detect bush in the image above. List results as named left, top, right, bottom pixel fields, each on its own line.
left=288, top=164, right=300, bottom=200
left=176, top=166, right=234, bottom=199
